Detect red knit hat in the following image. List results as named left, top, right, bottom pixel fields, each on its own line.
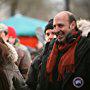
left=8, top=26, right=17, bottom=38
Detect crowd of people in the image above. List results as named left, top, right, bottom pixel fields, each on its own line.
left=0, top=11, right=90, bottom=90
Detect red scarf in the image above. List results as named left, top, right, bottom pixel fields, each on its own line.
left=46, top=31, right=81, bottom=82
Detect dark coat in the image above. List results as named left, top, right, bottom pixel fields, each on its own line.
left=3, top=64, right=28, bottom=90
left=26, top=39, right=55, bottom=90
left=62, top=36, right=90, bottom=90
left=15, top=46, right=31, bottom=79
left=0, top=39, right=29, bottom=90
left=37, top=36, right=90, bottom=90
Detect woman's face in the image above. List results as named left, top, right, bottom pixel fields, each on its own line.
left=45, top=29, right=56, bottom=42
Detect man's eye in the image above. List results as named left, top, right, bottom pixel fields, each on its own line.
left=53, top=24, right=64, bottom=28
left=58, top=24, right=64, bottom=28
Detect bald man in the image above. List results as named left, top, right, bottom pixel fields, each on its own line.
left=37, top=11, right=90, bottom=90
left=53, top=11, right=77, bottom=42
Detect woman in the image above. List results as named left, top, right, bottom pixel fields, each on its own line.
left=0, top=37, right=29, bottom=90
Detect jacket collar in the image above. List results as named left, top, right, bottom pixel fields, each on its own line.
left=77, top=19, right=90, bottom=37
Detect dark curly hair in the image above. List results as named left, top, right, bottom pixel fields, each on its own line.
left=44, top=19, right=53, bottom=33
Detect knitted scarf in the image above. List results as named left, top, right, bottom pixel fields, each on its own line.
left=46, top=31, right=81, bottom=82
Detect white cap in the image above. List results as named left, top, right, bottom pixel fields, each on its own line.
left=0, top=23, right=8, bottom=32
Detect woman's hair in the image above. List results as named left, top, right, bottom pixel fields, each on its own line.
left=44, top=19, right=53, bottom=33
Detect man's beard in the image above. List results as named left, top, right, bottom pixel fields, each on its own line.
left=55, top=28, right=73, bottom=44
left=55, top=31, right=65, bottom=44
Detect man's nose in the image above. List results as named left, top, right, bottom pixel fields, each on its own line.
left=54, top=29, right=60, bottom=34
left=54, top=25, right=60, bottom=32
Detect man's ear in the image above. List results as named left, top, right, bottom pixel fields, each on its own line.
left=70, top=21, right=76, bottom=30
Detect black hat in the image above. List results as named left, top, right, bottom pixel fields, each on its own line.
left=44, top=19, right=53, bottom=33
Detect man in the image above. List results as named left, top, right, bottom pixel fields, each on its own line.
left=37, top=11, right=90, bottom=90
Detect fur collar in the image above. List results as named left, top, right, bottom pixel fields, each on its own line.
left=77, top=19, right=90, bottom=37
left=5, top=41, right=18, bottom=63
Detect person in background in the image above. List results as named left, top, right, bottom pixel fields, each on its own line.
left=0, top=23, right=8, bottom=41
left=25, top=18, right=56, bottom=90
left=0, top=24, right=31, bottom=79
left=31, top=20, right=56, bottom=61
left=44, top=18, right=56, bottom=43
left=0, top=24, right=29, bottom=90
left=11, top=18, right=55, bottom=90
left=7, top=26, right=32, bottom=79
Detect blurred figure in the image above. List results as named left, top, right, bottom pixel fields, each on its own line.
left=7, top=26, right=17, bottom=45
left=12, top=19, right=56, bottom=90
left=31, top=19, right=56, bottom=60
left=7, top=19, right=55, bottom=90
left=0, top=23, right=8, bottom=41
left=7, top=26, right=32, bottom=79
left=0, top=24, right=31, bottom=79
left=0, top=37, right=27, bottom=90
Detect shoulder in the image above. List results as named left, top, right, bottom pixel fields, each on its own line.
left=31, top=54, right=42, bottom=69
left=76, top=36, right=90, bottom=52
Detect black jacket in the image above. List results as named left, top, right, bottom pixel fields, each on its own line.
left=37, top=36, right=90, bottom=90
left=62, top=36, right=90, bottom=90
